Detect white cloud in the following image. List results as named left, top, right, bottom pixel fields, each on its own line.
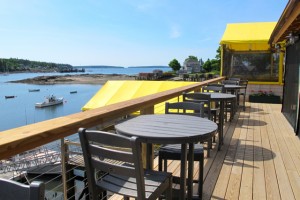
left=170, top=25, right=181, bottom=39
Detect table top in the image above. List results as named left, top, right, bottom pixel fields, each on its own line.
left=202, top=92, right=236, bottom=100
left=115, top=114, right=218, bottom=144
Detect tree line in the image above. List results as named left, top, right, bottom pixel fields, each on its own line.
left=0, top=58, right=73, bottom=73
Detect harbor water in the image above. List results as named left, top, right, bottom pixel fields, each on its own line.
left=0, top=67, right=171, bottom=131
left=0, top=66, right=171, bottom=199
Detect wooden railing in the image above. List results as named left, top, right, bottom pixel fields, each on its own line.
left=0, top=77, right=225, bottom=160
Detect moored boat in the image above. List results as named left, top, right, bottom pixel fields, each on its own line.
left=5, top=95, right=16, bottom=99
left=35, top=95, right=64, bottom=108
left=29, top=89, right=40, bottom=92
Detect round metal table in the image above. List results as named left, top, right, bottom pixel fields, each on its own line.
left=115, top=114, right=218, bottom=199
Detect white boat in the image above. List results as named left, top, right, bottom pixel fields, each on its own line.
left=35, top=95, right=64, bottom=108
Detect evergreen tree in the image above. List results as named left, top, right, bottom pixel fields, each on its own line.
left=202, top=59, right=212, bottom=72
left=168, top=59, right=181, bottom=72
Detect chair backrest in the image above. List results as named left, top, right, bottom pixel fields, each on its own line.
left=222, top=80, right=239, bottom=85
left=182, top=92, right=212, bottom=120
left=239, top=80, right=248, bottom=86
left=0, top=178, right=45, bottom=200
left=165, top=101, right=204, bottom=118
left=202, top=84, right=224, bottom=93
left=228, top=77, right=241, bottom=81
left=78, top=128, right=145, bottom=199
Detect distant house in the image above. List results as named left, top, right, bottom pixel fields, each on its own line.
left=182, top=59, right=202, bottom=73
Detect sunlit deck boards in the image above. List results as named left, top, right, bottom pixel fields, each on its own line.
left=207, top=102, right=300, bottom=200
left=110, top=103, right=300, bottom=200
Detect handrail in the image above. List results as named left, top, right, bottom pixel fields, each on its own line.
left=0, top=77, right=225, bottom=159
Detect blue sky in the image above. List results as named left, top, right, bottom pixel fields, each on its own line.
left=0, top=0, right=287, bottom=67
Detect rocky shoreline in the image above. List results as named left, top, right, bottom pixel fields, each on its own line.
left=9, top=74, right=136, bottom=85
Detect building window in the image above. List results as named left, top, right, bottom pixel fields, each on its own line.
left=223, top=51, right=279, bottom=82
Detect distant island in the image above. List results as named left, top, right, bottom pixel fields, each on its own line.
left=74, top=65, right=124, bottom=69
left=74, top=65, right=169, bottom=69
left=0, top=58, right=77, bottom=73
left=128, top=66, right=169, bottom=68
left=0, top=58, right=170, bottom=73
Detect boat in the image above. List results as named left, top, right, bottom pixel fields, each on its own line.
left=70, top=91, right=77, bottom=94
left=35, top=95, right=64, bottom=108
left=29, top=89, right=40, bottom=92
left=5, top=95, right=16, bottom=99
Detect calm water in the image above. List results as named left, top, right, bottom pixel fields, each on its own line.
left=0, top=67, right=171, bottom=131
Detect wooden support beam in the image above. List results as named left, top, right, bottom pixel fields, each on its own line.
left=273, top=2, right=300, bottom=43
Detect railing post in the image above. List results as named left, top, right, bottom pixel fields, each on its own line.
left=61, top=139, right=68, bottom=200
left=61, top=139, right=76, bottom=200
left=140, top=106, right=154, bottom=169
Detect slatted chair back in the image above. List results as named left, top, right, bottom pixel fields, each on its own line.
left=228, top=77, right=241, bottom=81
left=165, top=101, right=204, bottom=118
left=222, top=80, right=239, bottom=85
left=0, top=178, right=45, bottom=200
left=202, top=84, right=224, bottom=93
left=79, top=128, right=145, bottom=199
left=182, top=92, right=212, bottom=120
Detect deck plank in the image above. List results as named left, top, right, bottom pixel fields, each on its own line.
left=224, top=112, right=246, bottom=200
left=259, top=103, right=281, bottom=199
left=239, top=105, right=254, bottom=200
left=263, top=103, right=295, bottom=200
left=202, top=112, right=241, bottom=200
left=210, top=112, right=242, bottom=199
left=251, top=104, right=267, bottom=200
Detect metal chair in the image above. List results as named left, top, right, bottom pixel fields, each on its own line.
left=0, top=178, right=45, bottom=200
left=183, top=92, right=217, bottom=122
left=202, top=84, right=225, bottom=120
left=183, top=92, right=219, bottom=144
left=158, top=102, right=205, bottom=199
left=79, top=128, right=173, bottom=200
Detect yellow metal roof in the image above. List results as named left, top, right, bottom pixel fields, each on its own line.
left=220, top=22, right=277, bottom=51
left=82, top=80, right=197, bottom=113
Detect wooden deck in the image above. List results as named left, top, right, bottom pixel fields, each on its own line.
left=110, top=102, right=300, bottom=200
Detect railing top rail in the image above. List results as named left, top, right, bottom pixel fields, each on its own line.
left=0, top=77, right=225, bottom=159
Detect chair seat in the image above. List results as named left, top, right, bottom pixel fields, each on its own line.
left=159, top=143, right=204, bottom=161
left=97, top=170, right=172, bottom=199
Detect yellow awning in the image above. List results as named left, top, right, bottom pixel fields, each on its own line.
left=82, top=80, right=198, bottom=113
left=220, top=22, right=277, bottom=51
